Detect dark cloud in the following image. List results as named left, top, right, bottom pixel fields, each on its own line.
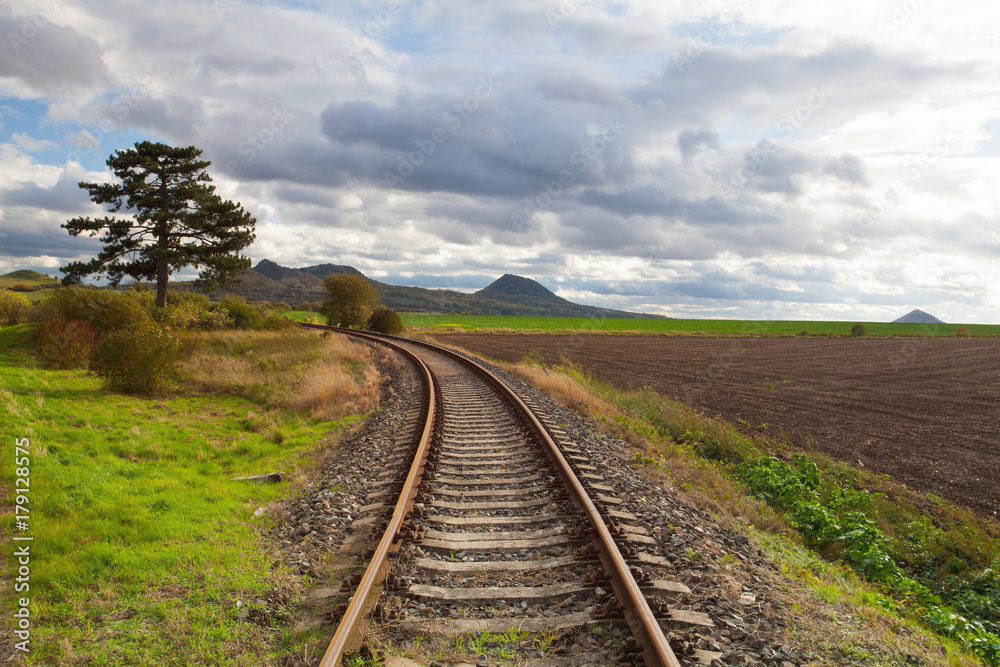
left=0, top=214, right=101, bottom=260
left=534, top=74, right=624, bottom=108
left=823, top=154, right=868, bottom=185
left=0, top=6, right=109, bottom=95
left=3, top=170, right=90, bottom=212
left=677, top=127, right=720, bottom=160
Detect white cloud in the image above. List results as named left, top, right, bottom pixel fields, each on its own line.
left=10, top=132, right=57, bottom=152
left=0, top=0, right=997, bottom=322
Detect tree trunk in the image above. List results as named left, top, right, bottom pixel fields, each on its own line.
left=156, top=224, right=169, bottom=308
left=156, top=258, right=168, bottom=308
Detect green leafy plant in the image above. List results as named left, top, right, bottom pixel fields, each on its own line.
left=367, top=307, right=404, bottom=334
left=92, top=324, right=181, bottom=393
left=0, top=288, right=31, bottom=325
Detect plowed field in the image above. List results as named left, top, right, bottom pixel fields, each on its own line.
left=434, top=334, right=1000, bottom=521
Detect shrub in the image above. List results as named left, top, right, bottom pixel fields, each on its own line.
left=321, top=273, right=380, bottom=328
left=91, top=293, right=154, bottom=335
left=263, top=300, right=290, bottom=312
left=160, top=290, right=218, bottom=329
left=34, top=319, right=98, bottom=368
left=198, top=309, right=234, bottom=330
left=215, top=296, right=264, bottom=329
left=33, top=285, right=152, bottom=327
left=8, top=283, right=34, bottom=292
left=0, top=289, right=31, bottom=325
left=956, top=327, right=972, bottom=338
left=295, top=301, right=315, bottom=312
left=92, top=324, right=181, bottom=393
left=261, top=314, right=295, bottom=331
left=798, top=328, right=809, bottom=336
left=851, top=323, right=868, bottom=337
left=367, top=308, right=404, bottom=335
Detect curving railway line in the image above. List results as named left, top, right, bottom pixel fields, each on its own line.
left=302, top=324, right=716, bottom=666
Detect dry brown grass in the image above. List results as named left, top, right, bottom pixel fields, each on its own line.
left=176, top=329, right=381, bottom=421
left=496, top=357, right=790, bottom=536
left=508, top=362, right=609, bottom=414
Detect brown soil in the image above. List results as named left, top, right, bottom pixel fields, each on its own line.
left=434, top=334, right=1000, bottom=521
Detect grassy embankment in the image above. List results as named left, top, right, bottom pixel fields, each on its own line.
left=0, top=271, right=59, bottom=304
left=401, top=313, right=1000, bottom=336
left=477, top=352, right=999, bottom=666
left=0, top=323, right=377, bottom=665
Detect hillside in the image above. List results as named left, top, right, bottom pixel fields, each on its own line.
left=893, top=309, right=946, bottom=324
left=189, top=260, right=662, bottom=318
left=0, top=269, right=59, bottom=288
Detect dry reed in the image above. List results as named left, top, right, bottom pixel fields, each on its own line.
left=176, top=329, right=381, bottom=420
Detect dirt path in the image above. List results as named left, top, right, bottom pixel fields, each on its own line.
left=434, top=334, right=1000, bottom=521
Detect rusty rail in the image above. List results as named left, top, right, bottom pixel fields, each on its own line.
left=304, top=324, right=679, bottom=666
left=304, top=325, right=436, bottom=666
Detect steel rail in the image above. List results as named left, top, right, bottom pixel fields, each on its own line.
left=304, top=324, right=679, bottom=666
left=304, top=325, right=437, bottom=667
left=415, top=339, right=681, bottom=667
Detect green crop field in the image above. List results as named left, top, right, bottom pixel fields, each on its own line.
left=399, top=313, right=1000, bottom=337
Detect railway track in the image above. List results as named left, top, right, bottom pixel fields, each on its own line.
left=302, top=324, right=717, bottom=666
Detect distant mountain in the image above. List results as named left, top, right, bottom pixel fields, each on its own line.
left=187, top=260, right=663, bottom=318
left=297, top=263, right=365, bottom=280
left=893, top=309, right=946, bottom=324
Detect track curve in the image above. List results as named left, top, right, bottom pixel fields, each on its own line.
left=302, top=324, right=690, bottom=666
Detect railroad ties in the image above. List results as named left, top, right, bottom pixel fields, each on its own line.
left=309, top=325, right=715, bottom=665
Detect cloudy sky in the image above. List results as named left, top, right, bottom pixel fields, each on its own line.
left=1, top=0, right=998, bottom=322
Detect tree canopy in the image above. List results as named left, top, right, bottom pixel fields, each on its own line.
left=320, top=273, right=380, bottom=328
left=62, top=141, right=256, bottom=307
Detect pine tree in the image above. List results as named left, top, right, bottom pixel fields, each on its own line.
left=62, top=141, right=256, bottom=308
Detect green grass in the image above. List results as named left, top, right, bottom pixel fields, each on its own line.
left=400, top=313, right=1000, bottom=336
left=0, top=324, right=360, bottom=665
left=281, top=310, right=322, bottom=323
